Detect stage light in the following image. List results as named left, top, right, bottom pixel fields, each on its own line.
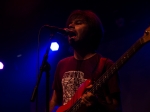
left=50, top=42, right=59, bottom=51
left=0, top=62, right=4, bottom=70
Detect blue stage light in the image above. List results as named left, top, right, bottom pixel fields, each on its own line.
left=50, top=42, right=59, bottom=51
left=0, top=62, right=4, bottom=70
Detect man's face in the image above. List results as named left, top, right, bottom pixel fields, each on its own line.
left=67, top=18, right=89, bottom=48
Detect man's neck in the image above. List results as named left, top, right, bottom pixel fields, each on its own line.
left=74, top=50, right=96, bottom=60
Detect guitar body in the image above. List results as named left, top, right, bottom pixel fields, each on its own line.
left=56, top=79, right=91, bottom=112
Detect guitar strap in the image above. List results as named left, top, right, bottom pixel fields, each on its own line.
left=93, top=57, right=107, bottom=82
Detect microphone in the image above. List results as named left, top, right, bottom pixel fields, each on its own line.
left=44, top=25, right=75, bottom=36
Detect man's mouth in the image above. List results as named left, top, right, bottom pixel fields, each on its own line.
left=68, top=31, right=77, bottom=39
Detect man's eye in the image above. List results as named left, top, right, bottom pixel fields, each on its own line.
left=75, top=20, right=83, bottom=24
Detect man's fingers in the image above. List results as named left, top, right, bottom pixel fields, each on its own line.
left=81, top=95, right=92, bottom=107
left=81, top=92, right=93, bottom=107
left=86, top=84, right=93, bottom=89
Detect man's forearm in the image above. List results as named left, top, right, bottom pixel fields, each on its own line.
left=49, top=100, right=57, bottom=112
left=49, top=90, right=58, bottom=112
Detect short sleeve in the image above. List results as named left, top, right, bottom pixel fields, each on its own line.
left=52, top=61, right=63, bottom=105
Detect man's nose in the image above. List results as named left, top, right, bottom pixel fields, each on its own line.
left=68, top=23, right=75, bottom=28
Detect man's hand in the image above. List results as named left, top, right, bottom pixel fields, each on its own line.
left=81, top=85, right=97, bottom=107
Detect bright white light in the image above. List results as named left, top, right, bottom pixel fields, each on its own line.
left=50, top=42, right=59, bottom=51
left=0, top=62, right=4, bottom=70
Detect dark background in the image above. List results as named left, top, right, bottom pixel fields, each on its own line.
left=0, top=0, right=150, bottom=112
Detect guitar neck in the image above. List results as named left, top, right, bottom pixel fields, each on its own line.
left=90, top=37, right=146, bottom=94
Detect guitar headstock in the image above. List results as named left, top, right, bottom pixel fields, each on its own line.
left=143, top=26, right=150, bottom=43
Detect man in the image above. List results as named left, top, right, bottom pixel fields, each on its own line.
left=49, top=10, right=122, bottom=112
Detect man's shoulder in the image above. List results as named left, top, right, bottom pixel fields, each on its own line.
left=59, top=56, right=74, bottom=64
left=96, top=54, right=114, bottom=67
left=99, top=56, right=114, bottom=69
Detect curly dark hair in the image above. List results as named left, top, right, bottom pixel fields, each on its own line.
left=66, top=10, right=104, bottom=51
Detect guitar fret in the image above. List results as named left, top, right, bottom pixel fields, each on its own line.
left=133, top=46, right=135, bottom=52
left=139, top=38, right=143, bottom=44
left=121, top=59, right=123, bottom=64
left=111, top=68, right=114, bottom=74
left=103, top=76, right=105, bottom=82
left=92, top=86, right=95, bottom=92
left=126, top=52, right=129, bottom=58
left=105, top=71, right=109, bottom=77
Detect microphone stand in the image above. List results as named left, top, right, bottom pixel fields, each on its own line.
left=30, top=44, right=51, bottom=112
